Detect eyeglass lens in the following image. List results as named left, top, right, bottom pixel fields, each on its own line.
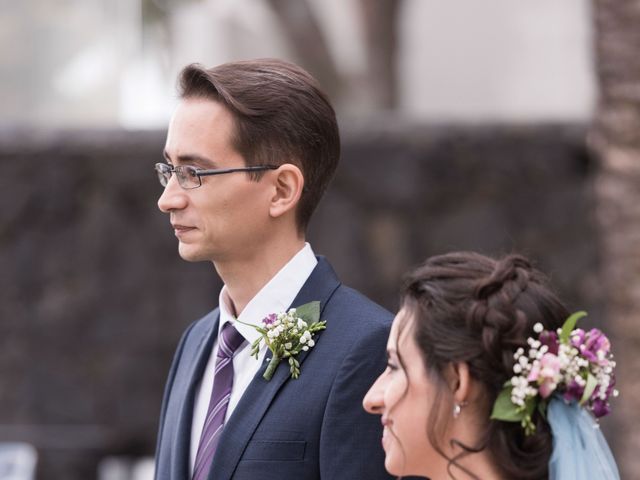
left=155, top=164, right=200, bottom=189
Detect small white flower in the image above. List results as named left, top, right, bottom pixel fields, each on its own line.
left=513, top=364, right=523, bottom=374
left=302, top=346, right=309, bottom=351
left=299, top=330, right=312, bottom=344
left=307, top=339, right=315, bottom=347
left=533, top=323, right=544, bottom=333
left=284, top=342, right=292, bottom=350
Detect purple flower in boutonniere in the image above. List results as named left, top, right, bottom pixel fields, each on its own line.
left=237, top=301, right=326, bottom=381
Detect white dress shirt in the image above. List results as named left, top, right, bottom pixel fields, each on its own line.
left=189, top=243, right=318, bottom=474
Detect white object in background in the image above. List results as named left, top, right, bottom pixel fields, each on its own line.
left=97, top=456, right=154, bottom=480
left=0, top=443, right=37, bottom=480
left=132, top=457, right=154, bottom=480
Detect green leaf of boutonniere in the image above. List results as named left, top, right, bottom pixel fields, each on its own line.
left=293, top=301, right=320, bottom=323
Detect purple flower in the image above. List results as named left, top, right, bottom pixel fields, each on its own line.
left=563, top=379, right=585, bottom=403
left=539, top=330, right=559, bottom=355
left=582, top=329, right=610, bottom=364
left=262, top=313, right=277, bottom=326
left=591, top=398, right=610, bottom=418
left=569, top=328, right=586, bottom=348
left=606, top=376, right=617, bottom=398
left=591, top=374, right=617, bottom=402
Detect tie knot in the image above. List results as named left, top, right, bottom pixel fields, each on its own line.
left=217, top=322, right=246, bottom=359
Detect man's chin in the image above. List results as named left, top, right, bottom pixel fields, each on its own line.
left=177, top=244, right=210, bottom=263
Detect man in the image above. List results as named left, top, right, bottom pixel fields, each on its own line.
left=154, top=59, right=393, bottom=480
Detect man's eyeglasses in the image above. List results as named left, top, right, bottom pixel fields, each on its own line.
left=155, top=163, right=279, bottom=189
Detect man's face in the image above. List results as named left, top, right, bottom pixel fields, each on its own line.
left=158, top=97, right=274, bottom=263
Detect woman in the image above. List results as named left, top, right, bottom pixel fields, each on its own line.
left=363, top=252, right=619, bottom=479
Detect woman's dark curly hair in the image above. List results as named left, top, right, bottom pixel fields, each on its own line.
left=399, top=252, right=569, bottom=479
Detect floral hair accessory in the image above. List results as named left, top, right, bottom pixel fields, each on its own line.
left=238, top=301, right=326, bottom=381
left=491, top=311, right=618, bottom=435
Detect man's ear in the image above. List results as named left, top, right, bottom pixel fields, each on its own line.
left=269, top=163, right=304, bottom=218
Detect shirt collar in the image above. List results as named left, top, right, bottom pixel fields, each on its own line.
left=218, top=243, right=318, bottom=345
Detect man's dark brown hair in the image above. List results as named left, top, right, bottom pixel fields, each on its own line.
left=177, top=58, right=340, bottom=231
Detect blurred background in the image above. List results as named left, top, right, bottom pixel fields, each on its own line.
left=1, top=0, right=638, bottom=479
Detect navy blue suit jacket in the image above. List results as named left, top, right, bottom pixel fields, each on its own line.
left=154, top=257, right=396, bottom=480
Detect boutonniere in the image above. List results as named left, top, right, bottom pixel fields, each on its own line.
left=238, top=301, right=326, bottom=381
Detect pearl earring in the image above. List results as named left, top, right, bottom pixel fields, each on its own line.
left=453, top=401, right=467, bottom=419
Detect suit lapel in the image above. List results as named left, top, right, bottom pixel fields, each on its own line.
left=209, top=257, right=341, bottom=479
left=172, top=311, right=220, bottom=479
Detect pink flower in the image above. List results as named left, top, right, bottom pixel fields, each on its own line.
left=537, top=353, right=562, bottom=398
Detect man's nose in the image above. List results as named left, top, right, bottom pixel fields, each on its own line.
left=157, top=175, right=188, bottom=213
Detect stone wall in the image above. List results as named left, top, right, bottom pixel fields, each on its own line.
left=0, top=123, right=605, bottom=479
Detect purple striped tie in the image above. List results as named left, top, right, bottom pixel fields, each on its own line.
left=192, top=322, right=246, bottom=480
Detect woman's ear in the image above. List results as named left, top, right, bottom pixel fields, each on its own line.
left=449, top=362, right=471, bottom=404
left=269, top=163, right=304, bottom=218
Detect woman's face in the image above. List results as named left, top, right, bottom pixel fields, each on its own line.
left=363, top=308, right=448, bottom=477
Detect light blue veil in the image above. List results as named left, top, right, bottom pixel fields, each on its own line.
left=548, top=397, right=620, bottom=479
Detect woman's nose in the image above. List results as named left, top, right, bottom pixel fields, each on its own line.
left=363, top=373, right=386, bottom=414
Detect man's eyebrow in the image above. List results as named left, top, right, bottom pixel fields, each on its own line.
left=162, top=150, right=217, bottom=167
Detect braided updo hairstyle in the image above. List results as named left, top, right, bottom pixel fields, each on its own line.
left=400, top=252, right=569, bottom=479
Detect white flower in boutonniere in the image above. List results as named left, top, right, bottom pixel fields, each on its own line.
left=237, top=301, right=326, bottom=381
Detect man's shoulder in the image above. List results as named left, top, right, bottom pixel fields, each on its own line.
left=324, top=283, right=394, bottom=328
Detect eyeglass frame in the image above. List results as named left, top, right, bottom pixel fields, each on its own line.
left=155, top=162, right=279, bottom=189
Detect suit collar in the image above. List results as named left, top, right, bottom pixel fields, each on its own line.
left=208, top=256, right=341, bottom=479
left=172, top=310, right=220, bottom=479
